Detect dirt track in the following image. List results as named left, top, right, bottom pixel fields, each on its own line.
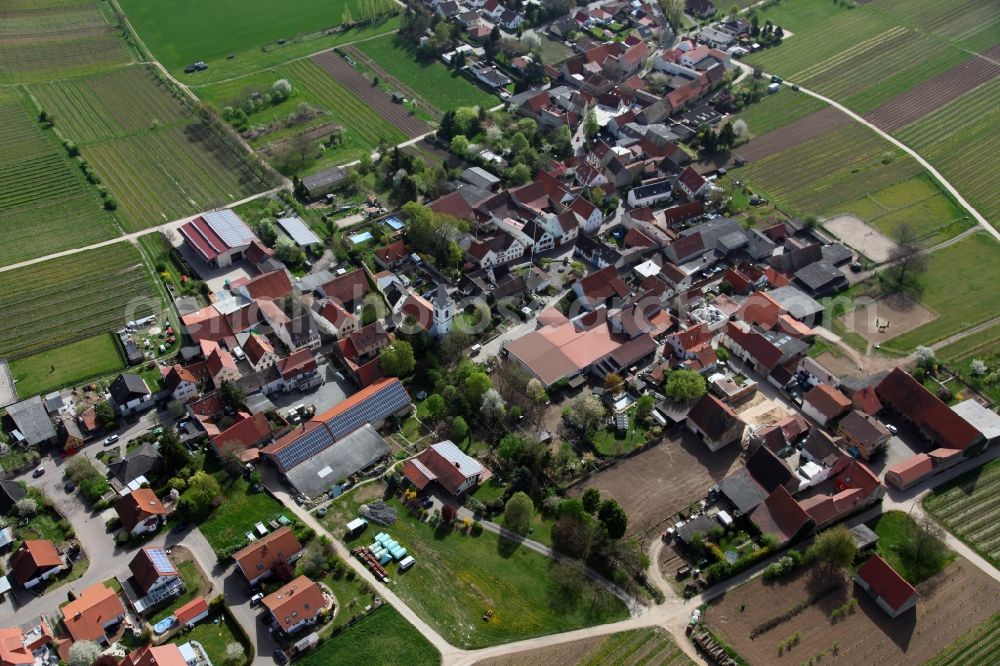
left=311, top=51, right=431, bottom=138
left=864, top=45, right=1000, bottom=132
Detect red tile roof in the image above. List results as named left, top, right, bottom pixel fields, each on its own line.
left=9, top=540, right=62, bottom=585
left=320, top=269, right=369, bottom=307
left=174, top=596, right=210, bottom=625
left=62, top=583, right=125, bottom=642
left=577, top=266, right=629, bottom=304
left=242, top=270, right=292, bottom=301
left=213, top=412, right=271, bottom=459
left=749, top=486, right=811, bottom=543
left=263, top=576, right=325, bottom=632
left=0, top=626, right=35, bottom=666
left=856, top=555, right=917, bottom=611
left=375, top=239, right=409, bottom=265
left=804, top=384, right=851, bottom=420
left=121, top=645, right=188, bottom=666
left=179, top=216, right=228, bottom=263
left=876, top=368, right=981, bottom=450
left=428, top=191, right=474, bottom=220
left=233, top=527, right=303, bottom=582
left=885, top=453, right=934, bottom=489
left=115, top=489, right=168, bottom=533
left=243, top=333, right=275, bottom=367
left=276, top=349, right=317, bottom=379
left=129, top=547, right=178, bottom=594
left=164, top=365, right=197, bottom=392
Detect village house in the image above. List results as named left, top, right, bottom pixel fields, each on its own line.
left=206, top=346, right=240, bottom=390
left=164, top=365, right=198, bottom=403
left=62, top=582, right=126, bottom=644
left=212, top=412, right=273, bottom=462
left=120, top=547, right=183, bottom=614
left=884, top=453, right=936, bottom=491
left=238, top=269, right=293, bottom=302
left=276, top=349, right=322, bottom=391
left=403, top=440, right=489, bottom=496
left=115, top=488, right=168, bottom=536
left=801, top=384, right=851, bottom=426
left=685, top=393, right=746, bottom=452
left=797, top=457, right=884, bottom=529
left=108, top=373, right=152, bottom=415
left=262, top=576, right=327, bottom=636
left=876, top=368, right=983, bottom=451
left=837, top=410, right=892, bottom=460
left=242, top=333, right=280, bottom=371
left=108, top=443, right=162, bottom=486
left=312, top=298, right=360, bottom=339
left=174, top=596, right=210, bottom=628
left=9, top=540, right=63, bottom=589
left=0, top=621, right=52, bottom=666
left=573, top=266, right=631, bottom=310
left=233, top=526, right=303, bottom=586
left=5, top=396, right=57, bottom=446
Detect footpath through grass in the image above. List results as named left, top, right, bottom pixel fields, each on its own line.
left=9, top=334, right=123, bottom=398
left=887, top=232, right=1000, bottom=350
left=298, top=605, right=439, bottom=666
left=324, top=489, right=629, bottom=648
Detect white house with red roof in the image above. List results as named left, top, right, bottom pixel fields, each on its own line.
left=677, top=166, right=708, bottom=200
left=242, top=333, right=279, bottom=372
left=164, top=365, right=198, bottom=403
left=179, top=210, right=256, bottom=268
left=403, top=441, right=489, bottom=496
left=854, top=555, right=918, bottom=617
left=206, top=346, right=240, bottom=389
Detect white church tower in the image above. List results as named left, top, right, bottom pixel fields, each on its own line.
left=433, top=284, right=454, bottom=337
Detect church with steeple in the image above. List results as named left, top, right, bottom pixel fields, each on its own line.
left=432, top=284, right=454, bottom=337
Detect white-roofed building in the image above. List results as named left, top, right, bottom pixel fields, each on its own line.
left=278, top=216, right=321, bottom=247
left=6, top=396, right=57, bottom=445
left=403, top=440, right=489, bottom=496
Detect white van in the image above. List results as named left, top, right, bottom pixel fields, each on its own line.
left=469, top=344, right=482, bottom=356
left=398, top=555, right=416, bottom=571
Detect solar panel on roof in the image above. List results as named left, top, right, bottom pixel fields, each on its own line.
left=328, top=381, right=410, bottom=440
left=277, top=217, right=321, bottom=246
left=203, top=210, right=254, bottom=248
left=147, top=548, right=175, bottom=574
left=276, top=425, right=335, bottom=470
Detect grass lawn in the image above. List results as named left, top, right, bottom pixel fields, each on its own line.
left=324, top=491, right=629, bottom=648
left=591, top=409, right=647, bottom=456
left=175, top=611, right=252, bottom=666
left=886, top=232, right=1000, bottom=350
left=9, top=334, right=123, bottom=398
left=924, top=459, right=1000, bottom=569
left=298, top=605, right=439, bottom=666
left=937, top=325, right=1000, bottom=404
left=119, top=0, right=392, bottom=72
left=316, top=570, right=373, bottom=631
left=151, top=560, right=209, bottom=624
left=871, top=511, right=954, bottom=584
left=196, top=477, right=287, bottom=559
left=353, top=34, right=497, bottom=113
left=470, top=478, right=506, bottom=503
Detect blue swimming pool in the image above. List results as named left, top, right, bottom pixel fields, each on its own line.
left=384, top=216, right=405, bottom=231
left=153, top=616, right=177, bottom=635
left=349, top=231, right=374, bottom=245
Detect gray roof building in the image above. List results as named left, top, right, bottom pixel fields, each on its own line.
left=284, top=424, right=390, bottom=498
left=460, top=167, right=501, bottom=191
left=6, top=396, right=56, bottom=445
left=767, top=285, right=825, bottom=321
left=952, top=399, right=1000, bottom=445
left=108, top=443, right=162, bottom=485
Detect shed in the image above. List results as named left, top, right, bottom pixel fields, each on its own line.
left=277, top=217, right=321, bottom=247
left=301, top=166, right=347, bottom=199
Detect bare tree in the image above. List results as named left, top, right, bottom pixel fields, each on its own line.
left=905, top=515, right=949, bottom=580
left=886, top=222, right=927, bottom=292
left=217, top=440, right=246, bottom=477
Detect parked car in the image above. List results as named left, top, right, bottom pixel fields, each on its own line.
left=419, top=496, right=433, bottom=509
left=250, top=593, right=264, bottom=607
left=32, top=466, right=45, bottom=478
left=64, top=481, right=76, bottom=493
left=103, top=434, right=119, bottom=446
left=885, top=423, right=898, bottom=434
left=184, top=61, right=208, bottom=74
left=273, top=649, right=288, bottom=665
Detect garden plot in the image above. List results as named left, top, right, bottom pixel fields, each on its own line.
left=707, top=558, right=1000, bottom=666
left=575, top=430, right=743, bottom=537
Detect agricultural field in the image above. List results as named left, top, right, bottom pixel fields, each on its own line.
left=0, top=243, right=159, bottom=360
left=885, top=232, right=1000, bottom=350
left=29, top=65, right=268, bottom=231
left=738, top=123, right=922, bottom=215
left=743, top=0, right=991, bottom=114
left=476, top=628, right=695, bottom=666
left=0, top=0, right=132, bottom=84
left=705, top=558, right=1000, bottom=666
left=297, top=606, right=439, bottom=666
left=323, top=486, right=629, bottom=648
left=352, top=34, right=498, bottom=114
left=118, top=0, right=398, bottom=78
left=936, top=325, right=1000, bottom=404
left=8, top=334, right=123, bottom=398
left=0, top=88, right=119, bottom=266
left=865, top=0, right=1000, bottom=51
left=925, top=611, right=1000, bottom=666
left=736, top=88, right=828, bottom=137
left=895, top=78, right=1000, bottom=225
left=924, top=458, right=1000, bottom=569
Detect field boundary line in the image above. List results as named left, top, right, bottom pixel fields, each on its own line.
left=765, top=75, right=1000, bottom=241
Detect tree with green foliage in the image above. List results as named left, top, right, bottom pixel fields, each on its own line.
left=423, top=394, right=446, bottom=422
left=177, top=471, right=222, bottom=521
left=552, top=511, right=598, bottom=560
left=250, top=218, right=277, bottom=247
left=810, top=525, right=858, bottom=578
left=498, top=434, right=524, bottom=462
left=462, top=371, right=492, bottom=409
left=95, top=400, right=117, bottom=430
left=219, top=381, right=246, bottom=410
left=67, top=641, right=102, bottom=666
left=274, top=237, right=305, bottom=266
left=565, top=393, right=605, bottom=433
left=582, top=488, right=601, bottom=514
left=504, top=491, right=534, bottom=534
left=584, top=109, right=599, bottom=141
left=450, top=416, right=469, bottom=442
left=634, top=394, right=655, bottom=422
left=598, top=499, right=628, bottom=539
left=159, top=431, right=193, bottom=476
left=380, top=340, right=415, bottom=377
left=665, top=369, right=707, bottom=402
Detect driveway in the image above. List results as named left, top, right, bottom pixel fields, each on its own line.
left=266, top=363, right=350, bottom=415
